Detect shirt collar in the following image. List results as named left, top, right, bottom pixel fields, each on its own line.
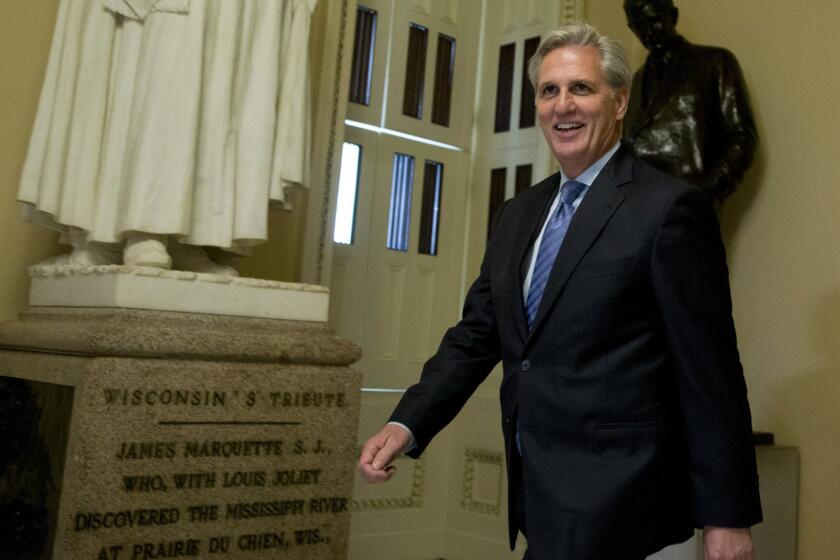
left=559, top=141, right=621, bottom=188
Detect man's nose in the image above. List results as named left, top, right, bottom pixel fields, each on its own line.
left=554, top=91, right=576, bottom=113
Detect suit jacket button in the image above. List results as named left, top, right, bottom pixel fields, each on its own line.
left=521, top=360, right=531, bottom=372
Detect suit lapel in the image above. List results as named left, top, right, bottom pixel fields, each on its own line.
left=525, top=148, right=633, bottom=343
left=509, top=172, right=561, bottom=342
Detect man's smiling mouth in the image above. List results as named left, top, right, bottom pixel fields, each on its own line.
left=555, top=123, right=584, bottom=131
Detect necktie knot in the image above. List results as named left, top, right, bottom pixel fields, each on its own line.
left=525, top=179, right=586, bottom=329
left=559, top=180, right=586, bottom=207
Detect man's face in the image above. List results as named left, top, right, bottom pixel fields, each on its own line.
left=536, top=46, right=628, bottom=178
left=625, top=1, right=679, bottom=54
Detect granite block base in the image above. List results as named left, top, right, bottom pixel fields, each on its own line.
left=0, top=307, right=362, bottom=560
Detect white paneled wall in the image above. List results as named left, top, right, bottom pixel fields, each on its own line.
left=337, top=3, right=799, bottom=560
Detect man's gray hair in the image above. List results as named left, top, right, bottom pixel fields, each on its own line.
left=527, top=23, right=632, bottom=93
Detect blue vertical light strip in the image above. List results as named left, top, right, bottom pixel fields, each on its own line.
left=399, top=155, right=414, bottom=250
left=387, top=154, right=414, bottom=251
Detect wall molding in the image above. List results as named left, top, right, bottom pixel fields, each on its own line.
left=561, top=0, right=584, bottom=23
left=315, top=0, right=350, bottom=284
left=460, top=447, right=503, bottom=516
left=352, top=457, right=426, bottom=512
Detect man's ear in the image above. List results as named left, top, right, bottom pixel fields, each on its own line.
left=614, top=88, right=630, bottom=119
left=671, top=7, right=679, bottom=26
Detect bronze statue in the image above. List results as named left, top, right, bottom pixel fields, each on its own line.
left=623, top=0, right=757, bottom=205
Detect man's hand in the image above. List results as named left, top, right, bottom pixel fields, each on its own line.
left=358, top=424, right=411, bottom=483
left=703, top=526, right=754, bottom=560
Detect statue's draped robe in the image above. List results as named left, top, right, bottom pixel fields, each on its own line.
left=19, top=0, right=316, bottom=252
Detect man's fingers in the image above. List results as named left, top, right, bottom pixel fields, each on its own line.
left=359, top=438, right=383, bottom=466
left=371, top=435, right=402, bottom=470
left=358, top=462, right=397, bottom=483
left=358, top=448, right=398, bottom=483
left=358, top=425, right=411, bottom=484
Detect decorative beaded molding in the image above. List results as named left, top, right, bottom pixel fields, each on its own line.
left=29, top=264, right=328, bottom=292
left=412, top=0, right=432, bottom=16
left=316, top=0, right=350, bottom=284
left=442, top=0, right=458, bottom=24
left=460, top=447, right=503, bottom=516
left=561, top=0, right=583, bottom=23
left=352, top=457, right=426, bottom=512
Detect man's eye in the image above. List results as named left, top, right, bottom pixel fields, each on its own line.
left=541, top=85, right=558, bottom=96
left=571, top=83, right=592, bottom=94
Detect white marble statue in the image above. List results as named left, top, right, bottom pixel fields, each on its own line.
left=18, top=0, right=317, bottom=275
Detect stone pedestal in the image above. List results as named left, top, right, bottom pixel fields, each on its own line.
left=0, top=270, right=361, bottom=560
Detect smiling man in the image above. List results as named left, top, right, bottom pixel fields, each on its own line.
left=359, top=23, right=761, bottom=560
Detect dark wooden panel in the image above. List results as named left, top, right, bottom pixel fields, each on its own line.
left=349, top=6, right=378, bottom=106
left=519, top=36, right=540, bottom=128
left=403, top=24, right=429, bottom=119
left=515, top=164, right=533, bottom=195
left=494, top=43, right=516, bottom=133
left=418, top=161, right=444, bottom=255
left=431, top=34, right=456, bottom=127
left=488, top=167, right=507, bottom=239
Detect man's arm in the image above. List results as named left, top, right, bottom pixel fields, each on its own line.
left=358, top=202, right=509, bottom=481
left=703, top=526, right=754, bottom=560
left=358, top=423, right=411, bottom=483
left=384, top=198, right=511, bottom=458
left=649, top=185, right=762, bottom=527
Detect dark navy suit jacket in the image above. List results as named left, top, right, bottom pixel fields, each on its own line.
left=391, top=146, right=761, bottom=559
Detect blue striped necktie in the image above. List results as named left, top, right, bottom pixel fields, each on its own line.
left=525, top=179, right=587, bottom=329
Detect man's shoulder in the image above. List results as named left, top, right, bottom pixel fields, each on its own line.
left=624, top=152, right=701, bottom=199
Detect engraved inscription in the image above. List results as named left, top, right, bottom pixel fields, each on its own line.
left=62, top=375, right=358, bottom=558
